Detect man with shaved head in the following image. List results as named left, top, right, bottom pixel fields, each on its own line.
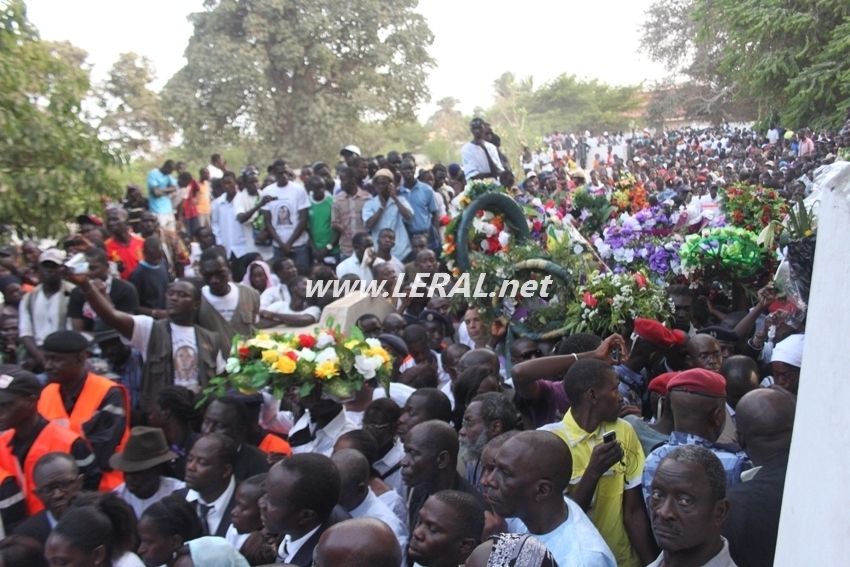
left=457, top=348, right=501, bottom=378
left=685, top=335, right=723, bottom=373
left=482, top=431, right=616, bottom=567
left=397, top=388, right=452, bottom=439
left=722, top=387, right=796, bottom=567
left=716, top=355, right=761, bottom=445
left=401, top=420, right=485, bottom=532
left=313, top=517, right=402, bottom=567
left=331, top=449, right=408, bottom=563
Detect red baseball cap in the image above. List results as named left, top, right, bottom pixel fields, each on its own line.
left=648, top=372, right=678, bottom=396
left=667, top=368, right=726, bottom=397
left=634, top=319, right=687, bottom=350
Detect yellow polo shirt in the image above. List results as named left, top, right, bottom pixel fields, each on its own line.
left=550, top=409, right=645, bottom=567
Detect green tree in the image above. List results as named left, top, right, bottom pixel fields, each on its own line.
left=693, top=0, right=850, bottom=129
left=0, top=1, right=121, bottom=237
left=640, top=0, right=758, bottom=124
left=98, top=52, right=174, bottom=156
left=162, top=0, right=435, bottom=165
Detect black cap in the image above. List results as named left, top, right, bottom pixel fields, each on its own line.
left=0, top=366, right=42, bottom=403
left=42, top=330, right=91, bottom=353
left=697, top=326, right=740, bottom=343
left=378, top=333, right=408, bottom=357
left=419, top=310, right=451, bottom=333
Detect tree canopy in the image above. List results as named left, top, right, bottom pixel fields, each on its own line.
left=161, top=0, right=435, bottom=165
left=0, top=0, right=121, bottom=238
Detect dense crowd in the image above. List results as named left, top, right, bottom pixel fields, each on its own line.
left=0, top=114, right=834, bottom=567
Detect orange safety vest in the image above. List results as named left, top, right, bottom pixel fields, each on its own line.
left=38, top=373, right=131, bottom=491
left=258, top=433, right=292, bottom=456
left=0, top=421, right=85, bottom=515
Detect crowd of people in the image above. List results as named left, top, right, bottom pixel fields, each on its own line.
left=0, top=113, right=833, bottom=567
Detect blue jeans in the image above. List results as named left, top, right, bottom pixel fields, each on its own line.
left=275, top=245, right=311, bottom=274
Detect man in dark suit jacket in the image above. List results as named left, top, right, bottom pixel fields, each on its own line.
left=721, top=387, right=795, bottom=567
left=200, top=397, right=270, bottom=482
left=259, top=453, right=351, bottom=567
left=175, top=433, right=239, bottom=537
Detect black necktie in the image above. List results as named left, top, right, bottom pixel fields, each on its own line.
left=198, top=503, right=212, bottom=536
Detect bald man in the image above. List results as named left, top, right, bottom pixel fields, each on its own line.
left=722, top=387, right=796, bottom=567
left=457, top=348, right=501, bottom=377
left=482, top=431, right=616, bottom=567
left=313, top=518, right=402, bottom=567
left=716, top=355, right=760, bottom=445
left=331, top=449, right=408, bottom=563
left=401, top=420, right=485, bottom=531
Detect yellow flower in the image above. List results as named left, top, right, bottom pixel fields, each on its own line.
left=262, top=350, right=279, bottom=363
left=363, top=347, right=391, bottom=364
left=274, top=357, right=297, bottom=374
left=345, top=340, right=360, bottom=350
left=255, top=333, right=271, bottom=342
left=315, top=360, right=339, bottom=380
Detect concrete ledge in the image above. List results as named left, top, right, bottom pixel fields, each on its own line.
left=265, top=292, right=396, bottom=336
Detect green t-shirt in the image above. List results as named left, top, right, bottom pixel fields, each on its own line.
left=308, top=195, right=335, bottom=251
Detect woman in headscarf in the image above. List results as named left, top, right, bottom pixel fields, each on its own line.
left=173, top=537, right=250, bottom=567
left=465, top=533, right=559, bottom=567
left=241, top=260, right=278, bottom=295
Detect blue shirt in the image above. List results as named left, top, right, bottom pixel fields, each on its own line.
left=399, top=181, right=437, bottom=234
left=642, top=431, right=752, bottom=504
left=362, top=195, right=413, bottom=260
left=147, top=168, right=176, bottom=214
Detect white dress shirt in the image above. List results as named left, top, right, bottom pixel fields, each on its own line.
left=113, top=476, right=185, bottom=518
left=212, top=193, right=253, bottom=258
left=185, top=475, right=236, bottom=535
left=225, top=523, right=251, bottom=552
left=289, top=408, right=358, bottom=456
left=461, top=141, right=504, bottom=180
left=373, top=440, right=407, bottom=497
left=351, top=489, right=409, bottom=566
left=278, top=524, right=321, bottom=564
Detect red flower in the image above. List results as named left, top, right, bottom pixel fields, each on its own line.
left=238, top=346, right=251, bottom=361
left=533, top=220, right=543, bottom=231
left=634, top=273, right=647, bottom=289
left=298, top=334, right=317, bottom=349
left=285, top=351, right=298, bottom=361
left=583, top=292, right=598, bottom=308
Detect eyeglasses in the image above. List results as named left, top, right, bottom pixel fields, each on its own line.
left=515, top=349, right=542, bottom=361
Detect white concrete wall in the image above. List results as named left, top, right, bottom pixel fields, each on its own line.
left=774, top=162, right=850, bottom=566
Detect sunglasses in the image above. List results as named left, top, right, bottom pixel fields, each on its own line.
left=515, top=349, right=542, bottom=361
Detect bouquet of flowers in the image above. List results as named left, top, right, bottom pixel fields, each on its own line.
left=720, top=184, right=787, bottom=232
left=592, top=207, right=684, bottom=280
left=564, top=271, right=674, bottom=336
left=444, top=182, right=512, bottom=276
left=679, top=226, right=765, bottom=284
left=213, top=322, right=394, bottom=401
left=610, top=173, right=649, bottom=214
left=570, top=187, right=618, bottom=240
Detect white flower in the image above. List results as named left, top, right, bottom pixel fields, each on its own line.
left=573, top=244, right=584, bottom=254
left=247, top=338, right=278, bottom=350
left=365, top=338, right=382, bottom=349
left=354, top=354, right=382, bottom=379
left=297, top=348, right=317, bottom=362
left=225, top=357, right=241, bottom=374
left=316, top=332, right=335, bottom=349
left=498, top=231, right=510, bottom=248
left=481, top=239, right=491, bottom=252
left=531, top=198, right=543, bottom=208
left=315, top=347, right=338, bottom=364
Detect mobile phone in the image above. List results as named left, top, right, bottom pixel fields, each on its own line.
left=610, top=348, right=621, bottom=363
left=602, top=431, right=616, bottom=444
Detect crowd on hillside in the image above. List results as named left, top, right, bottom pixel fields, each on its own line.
left=0, top=111, right=841, bottom=567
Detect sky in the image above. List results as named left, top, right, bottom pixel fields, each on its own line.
left=27, top=0, right=667, bottom=120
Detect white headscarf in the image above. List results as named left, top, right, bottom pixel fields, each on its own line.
left=771, top=333, right=805, bottom=368
left=186, top=537, right=250, bottom=567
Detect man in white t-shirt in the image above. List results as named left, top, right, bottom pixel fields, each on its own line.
left=197, top=248, right=260, bottom=344
left=461, top=118, right=504, bottom=181
left=336, top=232, right=375, bottom=282
left=65, top=272, right=225, bottom=410
left=261, top=159, right=311, bottom=274
left=207, top=153, right=225, bottom=180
